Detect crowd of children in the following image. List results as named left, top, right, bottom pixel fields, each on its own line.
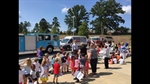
left=19, top=50, right=91, bottom=84
left=19, top=41, right=131, bottom=84
left=103, top=42, right=131, bottom=65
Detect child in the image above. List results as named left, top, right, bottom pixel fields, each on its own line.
left=19, top=64, right=24, bottom=84
left=44, top=53, right=51, bottom=76
left=61, top=52, right=67, bottom=73
left=112, top=53, right=117, bottom=64
left=66, top=52, right=70, bottom=72
left=85, top=55, right=89, bottom=77
left=33, top=58, right=41, bottom=84
left=70, top=55, right=75, bottom=75
left=96, top=45, right=101, bottom=53
left=69, top=52, right=73, bottom=58
left=73, top=55, right=80, bottom=82
left=20, top=58, right=32, bottom=84
left=50, top=54, right=56, bottom=74
left=55, top=53, right=62, bottom=65
left=40, top=60, right=49, bottom=84
left=119, top=57, right=124, bottom=65
left=51, top=54, right=56, bottom=68
left=117, top=53, right=121, bottom=62
left=79, top=53, right=86, bottom=78
left=29, top=64, right=37, bottom=84
left=53, top=58, right=60, bottom=84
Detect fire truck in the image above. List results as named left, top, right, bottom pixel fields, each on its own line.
left=89, top=36, right=106, bottom=46
left=19, top=33, right=60, bottom=54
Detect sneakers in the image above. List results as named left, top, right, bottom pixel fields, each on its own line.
left=73, top=77, right=77, bottom=80
left=75, top=79, right=80, bottom=83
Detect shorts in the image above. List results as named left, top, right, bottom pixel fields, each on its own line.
left=36, top=71, right=40, bottom=78
left=54, top=74, right=59, bottom=78
left=40, top=77, right=48, bottom=82
left=38, top=58, right=43, bottom=64
left=74, top=67, right=79, bottom=71
left=25, top=74, right=30, bottom=78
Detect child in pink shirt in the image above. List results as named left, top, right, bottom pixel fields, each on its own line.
left=74, top=55, right=80, bottom=71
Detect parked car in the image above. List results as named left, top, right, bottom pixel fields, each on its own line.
left=105, top=36, right=114, bottom=42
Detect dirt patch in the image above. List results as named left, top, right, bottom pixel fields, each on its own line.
left=59, top=35, right=131, bottom=45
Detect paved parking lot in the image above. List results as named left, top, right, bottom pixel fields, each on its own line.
left=19, top=49, right=131, bottom=84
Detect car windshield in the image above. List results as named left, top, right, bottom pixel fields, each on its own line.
left=106, top=37, right=112, bottom=39
left=61, top=38, right=69, bottom=43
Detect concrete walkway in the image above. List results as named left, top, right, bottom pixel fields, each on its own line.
left=38, top=57, right=131, bottom=84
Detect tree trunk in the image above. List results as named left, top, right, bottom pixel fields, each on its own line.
left=101, top=22, right=104, bottom=35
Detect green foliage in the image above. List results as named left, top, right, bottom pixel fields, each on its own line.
left=64, top=5, right=89, bottom=34
left=66, top=29, right=72, bottom=35
left=52, top=17, right=60, bottom=33
left=39, top=18, right=51, bottom=33
left=90, top=0, right=125, bottom=35
left=78, top=22, right=89, bottom=38
left=19, top=21, right=31, bottom=35
left=51, top=25, right=59, bottom=34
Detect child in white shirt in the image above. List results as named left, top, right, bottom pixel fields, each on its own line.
left=119, top=57, right=124, bottom=65
left=29, top=64, right=37, bottom=84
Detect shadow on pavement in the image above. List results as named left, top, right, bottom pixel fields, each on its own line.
left=97, top=72, right=113, bottom=76
left=108, top=67, right=122, bottom=69
left=126, top=61, right=131, bottom=64
left=89, top=67, right=100, bottom=69
left=46, top=82, right=75, bottom=84
left=97, top=62, right=104, bottom=64
left=80, top=78, right=95, bottom=84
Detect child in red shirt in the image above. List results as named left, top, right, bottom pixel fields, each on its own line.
left=53, top=58, right=60, bottom=84
left=70, top=56, right=75, bottom=75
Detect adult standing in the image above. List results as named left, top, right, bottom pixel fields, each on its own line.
left=103, top=45, right=110, bottom=69
left=72, top=40, right=78, bottom=54
left=120, top=42, right=126, bottom=63
left=78, top=42, right=87, bottom=59
left=89, top=44, right=98, bottom=75
left=37, top=46, right=44, bottom=64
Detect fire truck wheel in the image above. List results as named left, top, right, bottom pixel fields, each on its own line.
left=66, top=46, right=70, bottom=51
left=46, top=46, right=53, bottom=54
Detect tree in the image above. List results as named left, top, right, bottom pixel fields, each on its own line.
left=115, top=26, right=130, bottom=33
left=64, top=5, right=89, bottom=34
left=39, top=18, right=51, bottom=33
left=78, top=22, right=89, bottom=38
left=31, top=23, right=39, bottom=33
left=19, top=22, right=24, bottom=33
left=90, top=0, right=125, bottom=35
left=66, top=29, right=72, bottom=35
left=51, top=25, right=59, bottom=34
left=52, top=17, right=60, bottom=33
left=19, top=21, right=31, bottom=34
